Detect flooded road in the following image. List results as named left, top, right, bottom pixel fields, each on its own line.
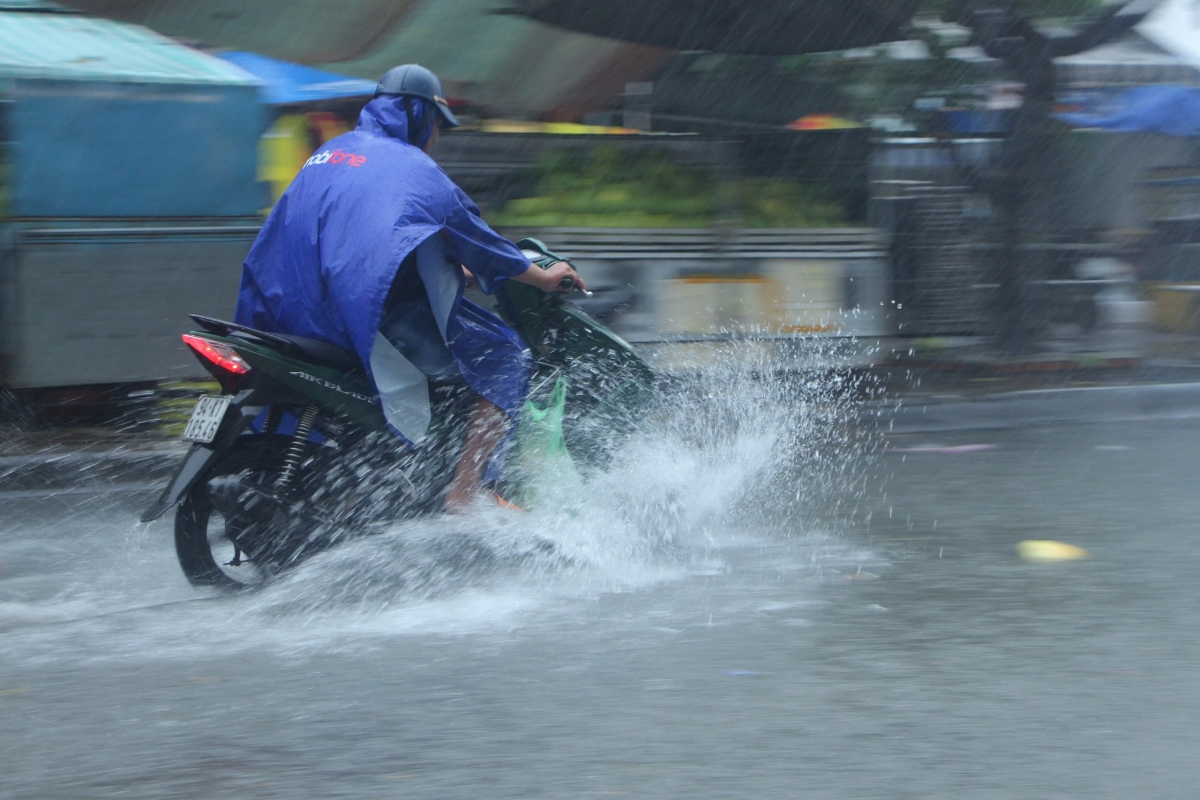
left=3, top=407, right=1199, bottom=798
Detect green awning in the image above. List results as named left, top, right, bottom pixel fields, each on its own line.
left=56, top=0, right=924, bottom=115
left=60, top=0, right=665, bottom=118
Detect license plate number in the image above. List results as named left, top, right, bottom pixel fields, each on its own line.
left=181, top=395, right=233, bottom=443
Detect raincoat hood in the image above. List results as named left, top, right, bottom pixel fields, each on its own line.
left=356, top=94, right=437, bottom=150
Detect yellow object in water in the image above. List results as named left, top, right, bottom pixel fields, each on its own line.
left=1016, top=540, right=1090, bottom=562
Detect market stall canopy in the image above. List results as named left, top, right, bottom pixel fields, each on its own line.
left=60, top=0, right=922, bottom=117
left=505, top=0, right=925, bottom=55
left=1051, top=0, right=1199, bottom=89
left=64, top=0, right=924, bottom=61
left=0, top=0, right=255, bottom=84
left=214, top=51, right=377, bottom=105
left=1056, top=35, right=1198, bottom=87
left=0, top=0, right=264, bottom=216
left=1136, top=0, right=1200, bottom=70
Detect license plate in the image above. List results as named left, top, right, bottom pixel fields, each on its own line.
left=181, top=395, right=233, bottom=443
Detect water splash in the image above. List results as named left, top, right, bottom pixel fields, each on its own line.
left=0, top=336, right=879, bottom=662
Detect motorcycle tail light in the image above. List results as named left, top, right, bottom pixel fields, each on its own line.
left=182, top=334, right=251, bottom=375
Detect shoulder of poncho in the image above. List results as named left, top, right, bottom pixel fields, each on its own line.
left=393, top=147, right=460, bottom=195
left=420, top=152, right=460, bottom=188
left=373, top=139, right=450, bottom=177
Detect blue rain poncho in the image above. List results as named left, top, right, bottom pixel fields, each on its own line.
left=235, top=96, right=534, bottom=446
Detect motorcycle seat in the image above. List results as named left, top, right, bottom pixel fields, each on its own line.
left=191, top=315, right=362, bottom=372
left=272, top=334, right=362, bottom=371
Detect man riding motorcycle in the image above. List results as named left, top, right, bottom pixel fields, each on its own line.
left=234, top=64, right=585, bottom=513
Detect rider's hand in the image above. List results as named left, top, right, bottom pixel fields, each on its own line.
left=513, top=261, right=587, bottom=294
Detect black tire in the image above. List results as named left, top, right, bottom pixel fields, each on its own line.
left=174, top=437, right=282, bottom=589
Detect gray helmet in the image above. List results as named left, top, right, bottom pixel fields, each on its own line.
left=375, top=64, right=460, bottom=129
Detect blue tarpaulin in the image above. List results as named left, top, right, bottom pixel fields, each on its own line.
left=1058, top=84, right=1200, bottom=137
left=215, top=50, right=376, bottom=105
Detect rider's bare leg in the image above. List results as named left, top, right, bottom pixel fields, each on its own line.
left=445, top=395, right=509, bottom=514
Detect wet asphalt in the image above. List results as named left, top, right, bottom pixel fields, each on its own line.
left=1, top=413, right=1198, bottom=799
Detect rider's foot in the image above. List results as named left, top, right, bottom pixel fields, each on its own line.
left=444, top=396, right=509, bottom=515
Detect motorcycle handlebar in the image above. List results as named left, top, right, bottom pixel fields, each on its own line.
left=557, top=274, right=593, bottom=297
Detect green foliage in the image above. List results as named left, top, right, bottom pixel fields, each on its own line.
left=489, top=145, right=848, bottom=229
left=737, top=179, right=848, bottom=228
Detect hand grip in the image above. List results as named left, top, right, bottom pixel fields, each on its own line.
left=558, top=275, right=575, bottom=290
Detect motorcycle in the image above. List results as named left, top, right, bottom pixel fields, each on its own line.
left=141, top=239, right=655, bottom=588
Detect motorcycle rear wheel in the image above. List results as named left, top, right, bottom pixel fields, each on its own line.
left=174, top=437, right=283, bottom=589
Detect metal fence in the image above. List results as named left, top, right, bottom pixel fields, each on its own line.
left=2, top=221, right=893, bottom=390
left=497, top=227, right=892, bottom=342
left=888, top=185, right=997, bottom=337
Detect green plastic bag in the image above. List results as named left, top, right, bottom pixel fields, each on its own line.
left=511, top=377, right=583, bottom=512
